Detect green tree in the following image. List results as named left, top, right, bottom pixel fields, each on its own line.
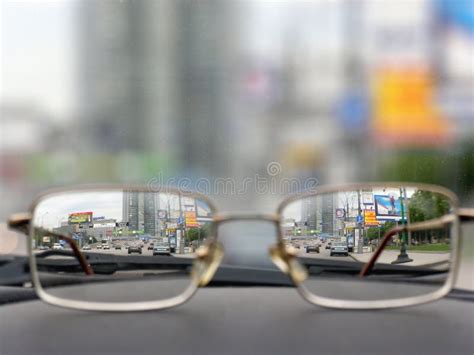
left=408, top=190, right=450, bottom=223
left=186, top=224, right=211, bottom=243
left=366, top=221, right=396, bottom=240
left=408, top=190, right=451, bottom=243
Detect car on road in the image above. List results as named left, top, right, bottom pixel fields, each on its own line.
left=325, top=242, right=332, bottom=250
left=153, top=244, right=171, bottom=256
left=82, top=245, right=91, bottom=251
left=128, top=244, right=142, bottom=255
left=96, top=244, right=102, bottom=249
left=330, top=242, right=349, bottom=256
left=37, top=245, right=50, bottom=250
left=305, top=244, right=320, bottom=253
left=52, top=243, right=63, bottom=250
left=147, top=242, right=155, bottom=250
left=103, top=244, right=110, bottom=250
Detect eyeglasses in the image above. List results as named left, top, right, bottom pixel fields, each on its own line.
left=8, top=182, right=474, bottom=312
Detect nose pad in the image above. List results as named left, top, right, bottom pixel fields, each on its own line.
left=191, top=241, right=224, bottom=287
left=269, top=244, right=308, bottom=285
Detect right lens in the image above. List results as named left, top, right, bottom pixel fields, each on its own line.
left=279, top=185, right=457, bottom=304
left=30, top=188, right=215, bottom=308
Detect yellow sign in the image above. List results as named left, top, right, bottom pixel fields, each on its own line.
left=372, top=68, right=451, bottom=146
left=184, top=211, right=199, bottom=228
left=364, top=210, right=379, bottom=226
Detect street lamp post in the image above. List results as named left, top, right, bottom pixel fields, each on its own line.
left=178, top=194, right=185, bottom=254
left=392, top=188, right=413, bottom=264
left=357, top=190, right=363, bottom=254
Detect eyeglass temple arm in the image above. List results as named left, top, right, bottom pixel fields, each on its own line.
left=7, top=213, right=94, bottom=276
left=459, top=208, right=474, bottom=222
left=359, top=214, right=458, bottom=278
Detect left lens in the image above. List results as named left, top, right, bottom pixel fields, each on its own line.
left=279, top=185, right=457, bottom=305
left=31, top=188, right=215, bottom=309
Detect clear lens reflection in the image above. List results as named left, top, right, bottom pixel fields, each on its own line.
left=32, top=190, right=214, bottom=303
left=281, top=186, right=453, bottom=301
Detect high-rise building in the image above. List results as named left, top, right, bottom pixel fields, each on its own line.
left=122, top=191, right=162, bottom=236
left=321, top=194, right=336, bottom=235
left=301, top=194, right=336, bottom=235
left=78, top=0, right=238, bottom=176
left=301, top=197, right=321, bottom=232
left=143, top=193, right=156, bottom=236
left=123, top=191, right=141, bottom=232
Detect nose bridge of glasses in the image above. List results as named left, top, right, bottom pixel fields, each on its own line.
left=213, top=213, right=281, bottom=224
left=212, top=218, right=282, bottom=271
left=269, top=243, right=308, bottom=285
left=191, top=241, right=224, bottom=287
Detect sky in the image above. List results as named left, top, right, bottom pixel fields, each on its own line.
left=34, top=191, right=123, bottom=229
left=1, top=0, right=78, bottom=119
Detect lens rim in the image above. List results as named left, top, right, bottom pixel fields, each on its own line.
left=276, top=182, right=461, bottom=309
left=28, top=183, right=218, bottom=312
left=26, top=182, right=462, bottom=311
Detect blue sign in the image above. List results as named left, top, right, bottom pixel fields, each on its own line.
left=436, top=0, right=474, bottom=35
left=356, top=215, right=364, bottom=224
left=177, top=216, right=185, bottom=225
left=335, top=92, right=370, bottom=134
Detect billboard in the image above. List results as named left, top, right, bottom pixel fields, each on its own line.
left=374, top=195, right=402, bottom=220
left=196, top=199, right=212, bottom=217
left=68, top=212, right=93, bottom=224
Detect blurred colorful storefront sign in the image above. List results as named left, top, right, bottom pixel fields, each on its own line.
left=184, top=211, right=199, bottom=228
left=371, top=67, right=452, bottom=147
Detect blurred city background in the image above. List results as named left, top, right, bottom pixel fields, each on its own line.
left=1, top=0, right=473, bottom=217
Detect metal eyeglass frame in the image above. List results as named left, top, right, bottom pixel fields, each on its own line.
left=7, top=182, right=474, bottom=312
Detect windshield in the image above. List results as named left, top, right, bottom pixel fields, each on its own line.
left=1, top=0, right=473, bottom=294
